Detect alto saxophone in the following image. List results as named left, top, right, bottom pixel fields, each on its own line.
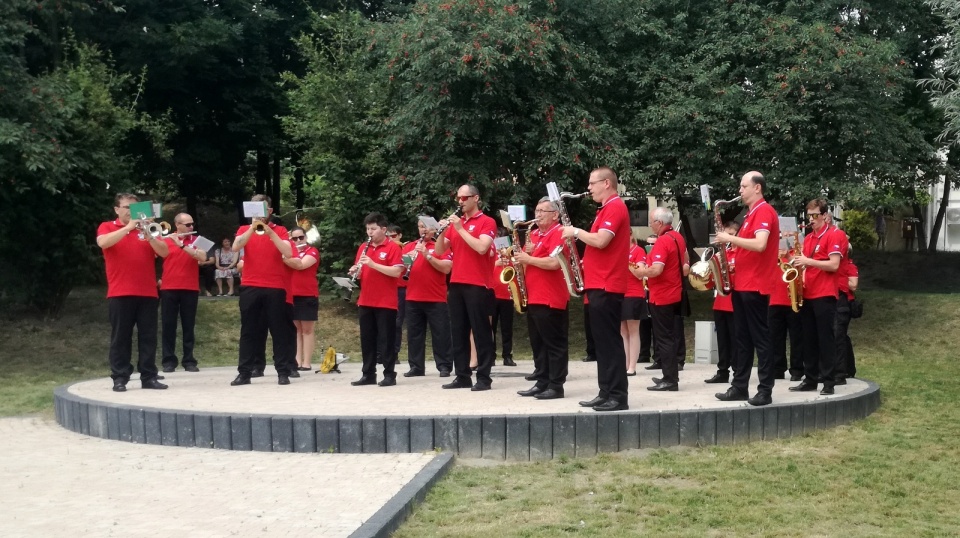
left=780, top=231, right=804, bottom=313
left=499, top=219, right=537, bottom=313
left=546, top=183, right=587, bottom=296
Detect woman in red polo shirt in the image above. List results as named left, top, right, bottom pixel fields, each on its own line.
left=283, top=227, right=320, bottom=371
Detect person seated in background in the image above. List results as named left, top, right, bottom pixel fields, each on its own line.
left=214, top=237, right=239, bottom=296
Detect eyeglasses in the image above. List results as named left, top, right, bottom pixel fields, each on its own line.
left=386, top=233, right=398, bottom=238
left=588, top=179, right=606, bottom=186
left=291, top=236, right=305, bottom=241
left=534, top=210, right=557, bottom=214
left=181, top=222, right=195, bottom=227
left=118, top=205, right=131, bottom=209
left=457, top=195, right=476, bottom=202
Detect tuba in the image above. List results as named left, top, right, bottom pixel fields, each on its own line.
left=689, top=196, right=740, bottom=295
left=780, top=231, right=804, bottom=313
left=546, top=183, right=587, bottom=296
left=498, top=219, right=537, bottom=313
left=295, top=210, right=322, bottom=246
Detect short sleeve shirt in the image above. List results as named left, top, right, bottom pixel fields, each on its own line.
left=733, top=200, right=780, bottom=295
left=626, top=244, right=647, bottom=298
left=582, top=196, right=631, bottom=293
left=405, top=240, right=452, bottom=303
left=646, top=227, right=685, bottom=305
left=291, top=246, right=320, bottom=297
left=803, top=225, right=847, bottom=299
left=160, top=236, right=200, bottom=292
left=98, top=220, right=159, bottom=298
left=446, top=212, right=497, bottom=288
left=524, top=223, right=569, bottom=309
left=356, top=240, right=403, bottom=309
left=236, top=223, right=290, bottom=290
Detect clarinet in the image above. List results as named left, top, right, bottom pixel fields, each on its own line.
left=402, top=234, right=424, bottom=281
left=436, top=207, right=464, bottom=237
left=350, top=237, right=373, bottom=284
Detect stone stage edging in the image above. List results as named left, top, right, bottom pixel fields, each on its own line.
left=53, top=380, right=880, bottom=461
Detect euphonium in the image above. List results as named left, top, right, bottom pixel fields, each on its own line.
left=498, top=219, right=537, bottom=313
left=781, top=231, right=804, bottom=313
left=689, top=196, right=740, bottom=295
left=546, top=183, right=587, bottom=297
left=295, top=210, right=321, bottom=246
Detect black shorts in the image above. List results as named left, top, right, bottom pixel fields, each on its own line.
left=621, top=297, right=649, bottom=321
left=293, top=296, right=319, bottom=321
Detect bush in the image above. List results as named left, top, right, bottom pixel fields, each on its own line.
left=842, top=209, right=878, bottom=252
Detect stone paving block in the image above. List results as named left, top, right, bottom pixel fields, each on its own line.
left=506, top=416, right=529, bottom=461
left=731, top=408, right=750, bottom=444
left=194, top=415, right=214, bottom=448
left=144, top=411, right=161, bottom=445
left=659, top=412, right=680, bottom=447
left=212, top=415, right=232, bottom=449
left=762, top=408, right=778, bottom=441
left=130, top=410, right=146, bottom=444
left=118, top=408, right=132, bottom=442
left=698, top=411, right=717, bottom=446
left=80, top=403, right=90, bottom=435
left=836, top=400, right=848, bottom=425
left=618, top=414, right=640, bottom=450
left=160, top=412, right=178, bottom=446
left=804, top=404, right=816, bottom=432
left=339, top=418, right=363, bottom=453
left=251, top=416, right=273, bottom=452
left=89, top=406, right=107, bottom=439
left=272, top=418, right=293, bottom=453
left=575, top=415, right=597, bottom=457
left=481, top=416, right=505, bottom=460
left=791, top=406, right=805, bottom=436
left=409, top=418, right=433, bottom=452
left=715, top=409, right=733, bottom=445
left=385, top=417, right=409, bottom=453
left=176, top=413, right=195, bottom=447
left=815, top=402, right=826, bottom=430
left=529, top=416, right=553, bottom=461
left=458, top=417, right=482, bottom=458
left=434, top=417, right=458, bottom=454
left=231, top=416, right=252, bottom=451
left=777, top=406, right=792, bottom=438
left=61, top=400, right=73, bottom=432
left=553, top=415, right=576, bottom=458
left=639, top=413, right=660, bottom=448
left=362, top=418, right=387, bottom=454
left=107, top=407, right=120, bottom=441
left=316, top=418, right=339, bottom=453
left=825, top=400, right=837, bottom=428
left=597, top=414, right=619, bottom=453
left=70, top=400, right=81, bottom=433
left=748, top=408, right=763, bottom=442
left=678, top=411, right=698, bottom=447
left=293, top=418, right=317, bottom=453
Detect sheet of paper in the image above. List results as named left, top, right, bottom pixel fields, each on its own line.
left=242, top=201, right=268, bottom=218
left=331, top=277, right=356, bottom=289
left=192, top=235, right=215, bottom=252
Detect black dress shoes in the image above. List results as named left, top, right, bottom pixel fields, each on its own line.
left=289, top=370, right=300, bottom=378
left=579, top=396, right=607, bottom=408
left=112, top=379, right=127, bottom=392
left=517, top=385, right=545, bottom=397
left=162, top=366, right=176, bottom=373
left=534, top=388, right=564, bottom=400
left=643, top=362, right=662, bottom=371
left=438, top=370, right=451, bottom=378
left=250, top=371, right=264, bottom=378
left=715, top=387, right=748, bottom=401
left=704, top=372, right=730, bottom=384
left=471, top=382, right=491, bottom=391
left=351, top=377, right=377, bottom=386
left=677, top=361, right=685, bottom=371
left=789, top=382, right=818, bottom=392
left=594, top=399, right=628, bottom=412
left=442, top=379, right=472, bottom=389
left=648, top=382, right=678, bottom=392
left=298, top=366, right=312, bottom=371
left=184, top=365, right=200, bottom=372
left=141, top=379, right=168, bottom=390
left=834, top=377, right=847, bottom=385
left=278, top=375, right=290, bottom=385
left=820, top=386, right=835, bottom=395
left=503, top=357, right=517, bottom=366
left=790, top=374, right=803, bottom=382
left=524, top=373, right=537, bottom=381
left=748, top=392, right=773, bottom=406
left=230, top=375, right=251, bottom=386
left=403, top=370, right=425, bottom=377
left=379, top=377, right=397, bottom=387
left=581, top=356, right=596, bottom=362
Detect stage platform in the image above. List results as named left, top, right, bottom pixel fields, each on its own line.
left=55, top=362, right=880, bottom=461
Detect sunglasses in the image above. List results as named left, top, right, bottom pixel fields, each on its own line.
left=386, top=233, right=398, bottom=238
left=291, top=236, right=306, bottom=241
left=457, top=195, right=476, bottom=202
left=182, top=222, right=195, bottom=227
left=807, top=213, right=822, bottom=218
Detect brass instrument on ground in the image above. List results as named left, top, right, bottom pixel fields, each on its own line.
left=498, top=219, right=537, bottom=313
left=689, top=196, right=740, bottom=295
left=546, top=183, right=587, bottom=296
left=781, top=231, right=803, bottom=313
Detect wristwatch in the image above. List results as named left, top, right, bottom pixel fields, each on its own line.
left=573, top=228, right=580, bottom=239
left=179, top=244, right=186, bottom=250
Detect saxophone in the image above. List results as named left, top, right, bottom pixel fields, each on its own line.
left=689, top=196, right=740, bottom=295
left=546, top=183, right=587, bottom=297
left=498, top=219, right=537, bottom=313
left=780, top=231, right=804, bottom=313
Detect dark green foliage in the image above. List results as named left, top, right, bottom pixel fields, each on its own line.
left=843, top=209, right=879, bottom=252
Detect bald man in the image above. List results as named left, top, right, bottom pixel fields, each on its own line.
left=160, top=213, right=208, bottom=372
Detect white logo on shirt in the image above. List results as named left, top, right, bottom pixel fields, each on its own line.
left=761, top=222, right=769, bottom=227
left=604, top=221, right=612, bottom=226
left=379, top=252, right=387, bottom=260
left=468, top=225, right=476, bottom=232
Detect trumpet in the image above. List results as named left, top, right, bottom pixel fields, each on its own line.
left=138, top=219, right=171, bottom=240
left=252, top=221, right=268, bottom=235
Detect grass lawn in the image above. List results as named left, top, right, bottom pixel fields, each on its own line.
left=1, top=251, right=959, bottom=535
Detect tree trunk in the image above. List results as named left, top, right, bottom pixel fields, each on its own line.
left=912, top=201, right=928, bottom=253
left=928, top=179, right=951, bottom=253
left=256, top=151, right=269, bottom=194
left=271, top=154, right=282, bottom=216
left=292, top=152, right=304, bottom=210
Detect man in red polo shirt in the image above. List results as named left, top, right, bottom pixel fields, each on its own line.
left=402, top=218, right=454, bottom=377
left=790, top=200, right=848, bottom=395
left=160, top=213, right=207, bottom=373
left=434, top=184, right=498, bottom=391
left=349, top=212, right=404, bottom=386
left=229, top=194, right=296, bottom=386
left=714, top=171, right=780, bottom=406
left=96, top=193, right=170, bottom=392
left=562, top=167, right=631, bottom=412
left=514, top=198, right=570, bottom=399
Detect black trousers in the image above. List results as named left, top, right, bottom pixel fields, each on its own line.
left=108, top=296, right=160, bottom=381
left=527, top=304, right=569, bottom=390
left=406, top=300, right=453, bottom=374
left=650, top=302, right=681, bottom=384
left=731, top=290, right=776, bottom=395
left=676, top=314, right=687, bottom=362
left=583, top=302, right=596, bottom=360
left=638, top=317, right=652, bottom=362
left=835, top=295, right=856, bottom=378
left=160, top=289, right=199, bottom=369
left=359, top=306, right=398, bottom=380
left=800, top=296, right=838, bottom=386
left=394, top=287, right=407, bottom=357
left=713, top=309, right=736, bottom=373
left=586, top=290, right=628, bottom=402
left=448, top=283, right=495, bottom=386
left=237, top=286, right=295, bottom=377
left=491, top=298, right=515, bottom=360
left=769, top=305, right=803, bottom=377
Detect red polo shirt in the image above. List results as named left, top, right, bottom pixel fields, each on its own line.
left=646, top=227, right=686, bottom=305
left=525, top=223, right=569, bottom=309
left=291, top=246, right=320, bottom=297
left=491, top=260, right=512, bottom=300
left=733, top=199, right=780, bottom=295
left=840, top=261, right=858, bottom=300
left=626, top=244, right=647, bottom=298
left=446, top=211, right=497, bottom=288
left=713, top=247, right=736, bottom=311
left=582, top=195, right=631, bottom=293
left=98, top=220, right=160, bottom=298
left=803, top=224, right=847, bottom=299
left=160, top=235, right=200, bottom=292
left=405, top=240, right=452, bottom=303
left=768, top=262, right=792, bottom=307
left=356, top=239, right=403, bottom=309
left=236, top=223, right=290, bottom=290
